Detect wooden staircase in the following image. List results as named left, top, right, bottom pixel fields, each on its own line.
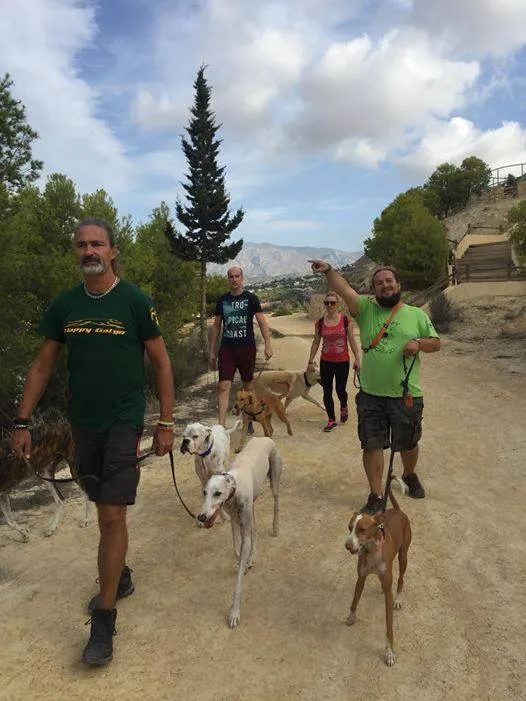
left=454, top=241, right=526, bottom=282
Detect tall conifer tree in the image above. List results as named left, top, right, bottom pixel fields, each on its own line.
left=166, top=66, right=244, bottom=356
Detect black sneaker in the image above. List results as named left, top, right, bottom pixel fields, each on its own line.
left=82, top=608, right=117, bottom=667
left=360, top=493, right=383, bottom=515
left=87, top=566, right=134, bottom=614
left=402, top=473, right=425, bottom=499
left=247, top=421, right=255, bottom=435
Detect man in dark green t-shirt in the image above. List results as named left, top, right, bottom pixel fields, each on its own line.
left=11, top=217, right=174, bottom=668
left=309, top=259, right=440, bottom=515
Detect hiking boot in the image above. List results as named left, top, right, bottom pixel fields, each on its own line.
left=87, top=566, right=134, bottom=614
left=82, top=608, right=117, bottom=667
left=340, top=406, right=349, bottom=423
left=247, top=421, right=255, bottom=435
left=360, top=493, right=383, bottom=515
left=402, top=473, right=425, bottom=499
left=323, top=420, right=337, bottom=432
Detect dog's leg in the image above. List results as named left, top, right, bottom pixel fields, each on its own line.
left=231, top=517, right=242, bottom=565
left=247, top=507, right=257, bottom=568
left=382, top=572, right=396, bottom=666
left=44, top=481, right=65, bottom=536
left=303, top=394, right=326, bottom=412
left=394, top=523, right=412, bottom=609
left=275, top=402, right=293, bottom=436
left=346, top=574, right=366, bottom=626
left=79, top=493, right=93, bottom=528
left=228, top=519, right=252, bottom=628
left=268, top=451, right=282, bottom=537
left=260, top=415, right=272, bottom=437
left=0, top=493, right=30, bottom=542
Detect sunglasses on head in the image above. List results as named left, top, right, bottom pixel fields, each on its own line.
left=324, top=300, right=337, bottom=306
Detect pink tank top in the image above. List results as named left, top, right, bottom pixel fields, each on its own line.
left=319, top=315, right=350, bottom=362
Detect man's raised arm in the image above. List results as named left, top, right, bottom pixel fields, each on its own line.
left=308, top=260, right=361, bottom=317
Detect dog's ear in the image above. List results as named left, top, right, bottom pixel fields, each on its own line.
left=204, top=427, right=212, bottom=440
left=373, top=514, right=385, bottom=531
left=225, top=474, right=237, bottom=491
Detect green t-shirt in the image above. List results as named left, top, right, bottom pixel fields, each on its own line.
left=38, top=281, right=161, bottom=431
left=354, top=297, right=439, bottom=398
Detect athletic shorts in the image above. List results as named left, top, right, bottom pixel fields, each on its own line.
left=218, top=345, right=257, bottom=382
left=355, top=391, right=424, bottom=452
left=71, top=424, right=143, bottom=505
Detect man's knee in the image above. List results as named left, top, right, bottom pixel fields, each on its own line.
left=218, top=380, right=232, bottom=394
left=97, top=503, right=127, bottom=529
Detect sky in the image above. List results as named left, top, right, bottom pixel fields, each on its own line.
left=2, top=0, right=526, bottom=252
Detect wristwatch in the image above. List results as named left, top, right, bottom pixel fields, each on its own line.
left=412, top=337, right=421, bottom=347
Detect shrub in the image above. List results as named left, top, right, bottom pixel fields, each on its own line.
left=429, top=292, right=460, bottom=333
left=272, top=307, right=293, bottom=317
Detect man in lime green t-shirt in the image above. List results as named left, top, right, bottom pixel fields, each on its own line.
left=11, top=217, right=175, bottom=668
left=309, top=259, right=440, bottom=515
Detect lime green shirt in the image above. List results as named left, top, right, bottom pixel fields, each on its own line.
left=38, top=281, right=161, bottom=431
left=354, top=297, right=438, bottom=398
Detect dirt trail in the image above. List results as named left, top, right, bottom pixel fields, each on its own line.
left=1, top=313, right=525, bottom=701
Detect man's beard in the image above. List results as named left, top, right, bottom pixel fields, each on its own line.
left=376, top=290, right=401, bottom=308
left=81, top=257, right=108, bottom=275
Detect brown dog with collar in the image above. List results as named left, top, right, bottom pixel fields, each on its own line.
left=345, top=481, right=412, bottom=666
left=232, top=390, right=293, bottom=452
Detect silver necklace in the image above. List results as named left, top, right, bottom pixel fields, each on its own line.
left=84, top=276, right=120, bottom=299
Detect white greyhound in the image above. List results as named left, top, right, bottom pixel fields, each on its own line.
left=197, top=437, right=283, bottom=628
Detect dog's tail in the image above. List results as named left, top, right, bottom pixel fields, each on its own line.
left=226, top=420, right=242, bottom=434
left=388, top=475, right=407, bottom=510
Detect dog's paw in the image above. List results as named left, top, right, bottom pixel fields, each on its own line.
left=384, top=647, right=396, bottom=666
left=393, top=597, right=402, bottom=610
left=346, top=611, right=357, bottom=626
left=228, top=608, right=240, bottom=629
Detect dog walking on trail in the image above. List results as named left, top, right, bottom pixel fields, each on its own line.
left=11, top=216, right=175, bottom=668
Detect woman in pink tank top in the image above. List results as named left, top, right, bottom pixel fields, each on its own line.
left=307, top=292, right=360, bottom=431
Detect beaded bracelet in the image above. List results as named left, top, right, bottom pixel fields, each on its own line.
left=14, top=422, right=30, bottom=430
left=156, top=424, right=174, bottom=432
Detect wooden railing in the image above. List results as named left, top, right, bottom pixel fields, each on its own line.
left=406, top=274, right=453, bottom=307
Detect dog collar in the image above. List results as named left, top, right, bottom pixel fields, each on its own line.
left=199, top=440, right=214, bottom=458
left=303, top=372, right=312, bottom=388
left=245, top=403, right=266, bottom=418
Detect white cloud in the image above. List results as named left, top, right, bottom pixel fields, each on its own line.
left=398, top=118, right=526, bottom=176
left=411, top=0, right=526, bottom=56
left=0, top=0, right=134, bottom=194
left=294, top=28, right=479, bottom=156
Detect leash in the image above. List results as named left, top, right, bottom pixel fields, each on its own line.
left=380, top=352, right=418, bottom=513
left=255, top=358, right=269, bottom=381
left=167, top=450, right=196, bottom=519
left=353, top=365, right=361, bottom=389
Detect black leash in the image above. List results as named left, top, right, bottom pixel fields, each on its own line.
left=168, top=450, right=196, bottom=519
left=380, top=352, right=418, bottom=514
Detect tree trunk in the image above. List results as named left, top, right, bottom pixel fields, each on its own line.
left=199, top=258, right=208, bottom=359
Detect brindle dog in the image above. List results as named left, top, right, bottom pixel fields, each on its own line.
left=0, top=421, right=90, bottom=541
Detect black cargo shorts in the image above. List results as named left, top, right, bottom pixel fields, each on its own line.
left=71, top=424, right=143, bottom=504
left=355, top=391, right=423, bottom=452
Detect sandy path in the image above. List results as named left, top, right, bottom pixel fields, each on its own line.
left=1, top=313, right=525, bottom=701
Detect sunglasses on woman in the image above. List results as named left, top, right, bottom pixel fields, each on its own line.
left=324, top=301, right=337, bottom=306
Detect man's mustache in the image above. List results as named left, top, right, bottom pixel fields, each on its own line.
left=82, top=256, right=101, bottom=264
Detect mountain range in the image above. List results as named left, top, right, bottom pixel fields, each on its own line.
left=208, top=242, right=362, bottom=281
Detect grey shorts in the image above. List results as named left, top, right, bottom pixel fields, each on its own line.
left=355, top=391, right=423, bottom=452
left=71, top=424, right=143, bottom=505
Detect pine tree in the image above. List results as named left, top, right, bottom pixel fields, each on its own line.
left=166, top=66, right=244, bottom=357
left=0, top=73, right=43, bottom=191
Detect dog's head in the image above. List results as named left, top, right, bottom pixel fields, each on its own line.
left=305, top=361, right=322, bottom=386
left=180, top=422, right=212, bottom=455
left=232, top=390, right=255, bottom=415
left=345, top=512, right=384, bottom=554
left=196, top=473, right=237, bottom=528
